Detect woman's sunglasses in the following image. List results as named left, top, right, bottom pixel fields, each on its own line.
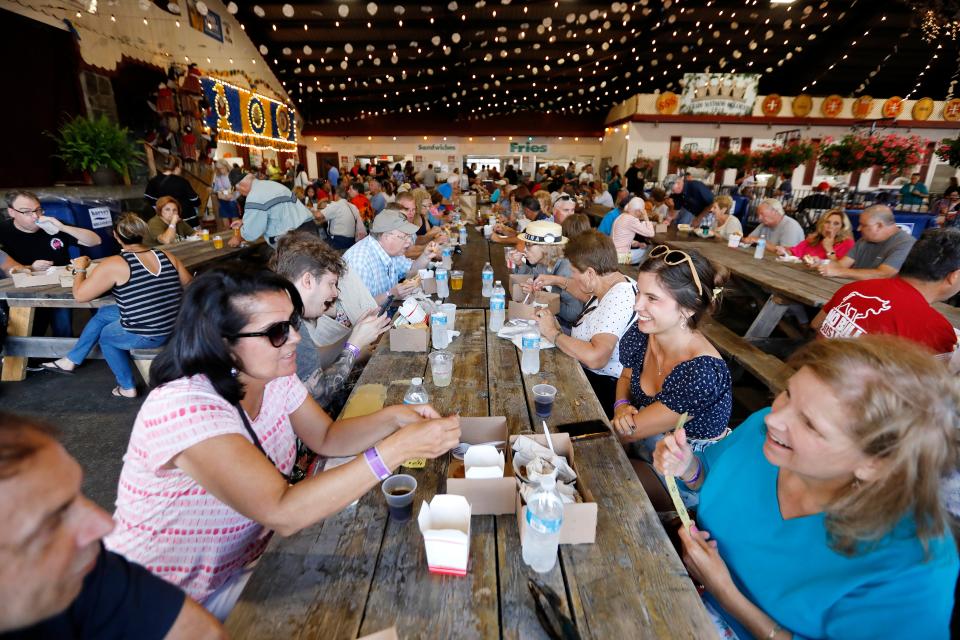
left=648, top=245, right=703, bottom=296
left=226, top=313, right=302, bottom=348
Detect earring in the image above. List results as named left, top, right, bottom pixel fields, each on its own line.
left=230, top=367, right=239, bottom=378
left=679, top=316, right=688, bottom=331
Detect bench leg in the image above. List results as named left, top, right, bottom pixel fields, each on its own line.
left=745, top=296, right=789, bottom=339
left=134, top=359, right=152, bottom=386
left=2, top=307, right=36, bottom=382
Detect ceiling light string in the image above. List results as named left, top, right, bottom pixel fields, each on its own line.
left=905, top=45, right=943, bottom=100
left=854, top=29, right=909, bottom=96
left=946, top=55, right=960, bottom=100
left=801, top=13, right=880, bottom=93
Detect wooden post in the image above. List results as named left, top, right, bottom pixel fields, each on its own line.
left=1, top=307, right=35, bottom=382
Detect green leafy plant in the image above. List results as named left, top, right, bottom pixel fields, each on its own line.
left=47, top=114, right=143, bottom=176
left=936, top=137, right=960, bottom=168
left=751, top=141, right=817, bottom=174
left=712, top=150, right=750, bottom=171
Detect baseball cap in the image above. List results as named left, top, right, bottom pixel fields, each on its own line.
left=371, top=210, right=419, bottom=235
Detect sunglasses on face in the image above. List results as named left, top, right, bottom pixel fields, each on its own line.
left=226, top=313, right=302, bottom=348
left=648, top=245, right=703, bottom=296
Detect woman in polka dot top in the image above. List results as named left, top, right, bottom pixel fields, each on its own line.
left=612, top=245, right=733, bottom=509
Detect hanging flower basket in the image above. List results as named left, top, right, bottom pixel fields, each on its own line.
left=936, top=137, right=960, bottom=168
left=818, top=133, right=928, bottom=176
left=751, top=141, right=817, bottom=174
left=669, top=149, right=711, bottom=170
left=712, top=151, right=750, bottom=171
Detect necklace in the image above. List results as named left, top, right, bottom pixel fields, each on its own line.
left=650, top=339, right=664, bottom=377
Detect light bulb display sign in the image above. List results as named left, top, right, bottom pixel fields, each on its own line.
left=201, top=76, right=297, bottom=152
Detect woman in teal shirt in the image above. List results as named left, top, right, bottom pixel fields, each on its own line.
left=655, top=336, right=959, bottom=639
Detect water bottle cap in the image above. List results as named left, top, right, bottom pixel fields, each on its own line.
left=412, top=377, right=423, bottom=385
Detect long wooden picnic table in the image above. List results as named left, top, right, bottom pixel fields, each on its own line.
left=643, top=232, right=960, bottom=335
left=0, top=230, right=263, bottom=381
left=225, top=228, right=713, bottom=639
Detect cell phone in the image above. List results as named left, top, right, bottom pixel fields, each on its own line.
left=554, top=419, right=611, bottom=441
left=378, top=295, right=397, bottom=319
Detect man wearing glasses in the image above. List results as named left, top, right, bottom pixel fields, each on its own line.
left=0, top=190, right=101, bottom=337
left=343, top=210, right=441, bottom=304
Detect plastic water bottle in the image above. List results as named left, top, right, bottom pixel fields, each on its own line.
left=403, top=377, right=430, bottom=405
left=520, top=330, right=541, bottom=375
left=521, top=470, right=564, bottom=573
left=459, top=225, right=468, bottom=245
left=753, top=235, right=767, bottom=259
left=402, top=378, right=430, bottom=469
left=481, top=262, right=494, bottom=297
left=431, top=312, right=450, bottom=349
left=490, top=281, right=506, bottom=332
left=441, top=246, right=453, bottom=270
left=436, top=269, right=450, bottom=299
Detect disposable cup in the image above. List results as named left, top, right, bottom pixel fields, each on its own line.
left=429, top=350, right=454, bottom=387
left=532, top=384, right=557, bottom=418
left=381, top=474, right=418, bottom=522
left=727, top=234, right=742, bottom=248
left=439, top=303, right=457, bottom=332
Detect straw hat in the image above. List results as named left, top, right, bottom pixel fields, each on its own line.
left=397, top=182, right=412, bottom=193
left=518, top=220, right=568, bottom=245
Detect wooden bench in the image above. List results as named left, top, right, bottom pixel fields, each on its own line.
left=2, top=337, right=162, bottom=384
left=699, top=320, right=795, bottom=394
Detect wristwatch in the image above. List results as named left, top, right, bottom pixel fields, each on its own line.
left=826, top=250, right=836, bottom=258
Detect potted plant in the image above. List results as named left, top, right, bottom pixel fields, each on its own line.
left=47, top=114, right=143, bottom=186
left=936, top=137, right=960, bottom=168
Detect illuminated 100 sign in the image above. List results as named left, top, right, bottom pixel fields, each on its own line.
left=509, top=142, right=549, bottom=153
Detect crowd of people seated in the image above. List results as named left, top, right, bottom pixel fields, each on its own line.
left=1, top=156, right=959, bottom=638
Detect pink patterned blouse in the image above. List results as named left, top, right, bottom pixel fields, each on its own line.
left=105, top=374, right=307, bottom=603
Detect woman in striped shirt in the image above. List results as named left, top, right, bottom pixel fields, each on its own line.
left=40, top=214, right=192, bottom=397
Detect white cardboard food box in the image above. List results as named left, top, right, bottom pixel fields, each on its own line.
left=446, top=417, right=516, bottom=515
left=507, top=274, right=561, bottom=320
left=418, top=494, right=472, bottom=576
left=12, top=267, right=64, bottom=288
left=511, top=433, right=598, bottom=545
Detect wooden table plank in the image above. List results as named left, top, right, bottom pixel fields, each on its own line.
left=225, top=334, right=428, bottom=640
left=485, top=312, right=569, bottom=640
left=446, top=227, right=492, bottom=310
left=520, top=347, right=715, bottom=638
left=357, top=310, right=500, bottom=639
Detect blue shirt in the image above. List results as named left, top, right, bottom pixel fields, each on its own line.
left=598, top=207, right=621, bottom=235
left=370, top=192, right=387, bottom=214
left=437, top=182, right=453, bottom=200
left=342, top=235, right=413, bottom=299
left=328, top=166, right=340, bottom=187
left=697, top=409, right=958, bottom=640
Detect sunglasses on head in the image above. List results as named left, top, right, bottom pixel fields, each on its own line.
left=648, top=245, right=703, bottom=296
left=226, top=313, right=302, bottom=348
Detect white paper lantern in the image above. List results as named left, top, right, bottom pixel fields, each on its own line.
left=281, top=4, right=294, bottom=17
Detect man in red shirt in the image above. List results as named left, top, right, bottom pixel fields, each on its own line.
left=812, top=228, right=960, bottom=355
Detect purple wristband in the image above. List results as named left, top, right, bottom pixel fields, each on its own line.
left=363, top=447, right=392, bottom=481
left=344, top=342, right=361, bottom=358
left=613, top=399, right=630, bottom=410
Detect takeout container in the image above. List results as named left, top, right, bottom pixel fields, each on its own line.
left=417, top=269, right=438, bottom=295
left=418, top=494, right=472, bottom=576
left=511, top=433, right=597, bottom=545
left=59, top=262, right=99, bottom=287
left=12, top=267, right=64, bottom=288
left=507, top=274, right=560, bottom=321
left=389, top=324, right=430, bottom=352
left=446, top=417, right=516, bottom=515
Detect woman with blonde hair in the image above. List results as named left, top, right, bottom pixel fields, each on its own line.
left=40, top=214, right=192, bottom=397
left=654, top=336, right=959, bottom=639
left=780, top=208, right=854, bottom=261
left=710, top=195, right=743, bottom=240
left=213, top=160, right=239, bottom=229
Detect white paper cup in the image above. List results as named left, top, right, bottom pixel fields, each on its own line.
left=398, top=298, right=427, bottom=324
left=440, top=303, right=457, bottom=332
left=727, top=234, right=742, bottom=248
left=483, top=224, right=493, bottom=239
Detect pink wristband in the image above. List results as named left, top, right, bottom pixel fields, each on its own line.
left=344, top=342, right=361, bottom=358
left=363, top=447, right=392, bottom=481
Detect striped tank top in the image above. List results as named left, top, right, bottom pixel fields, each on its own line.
left=113, top=251, right=183, bottom=336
